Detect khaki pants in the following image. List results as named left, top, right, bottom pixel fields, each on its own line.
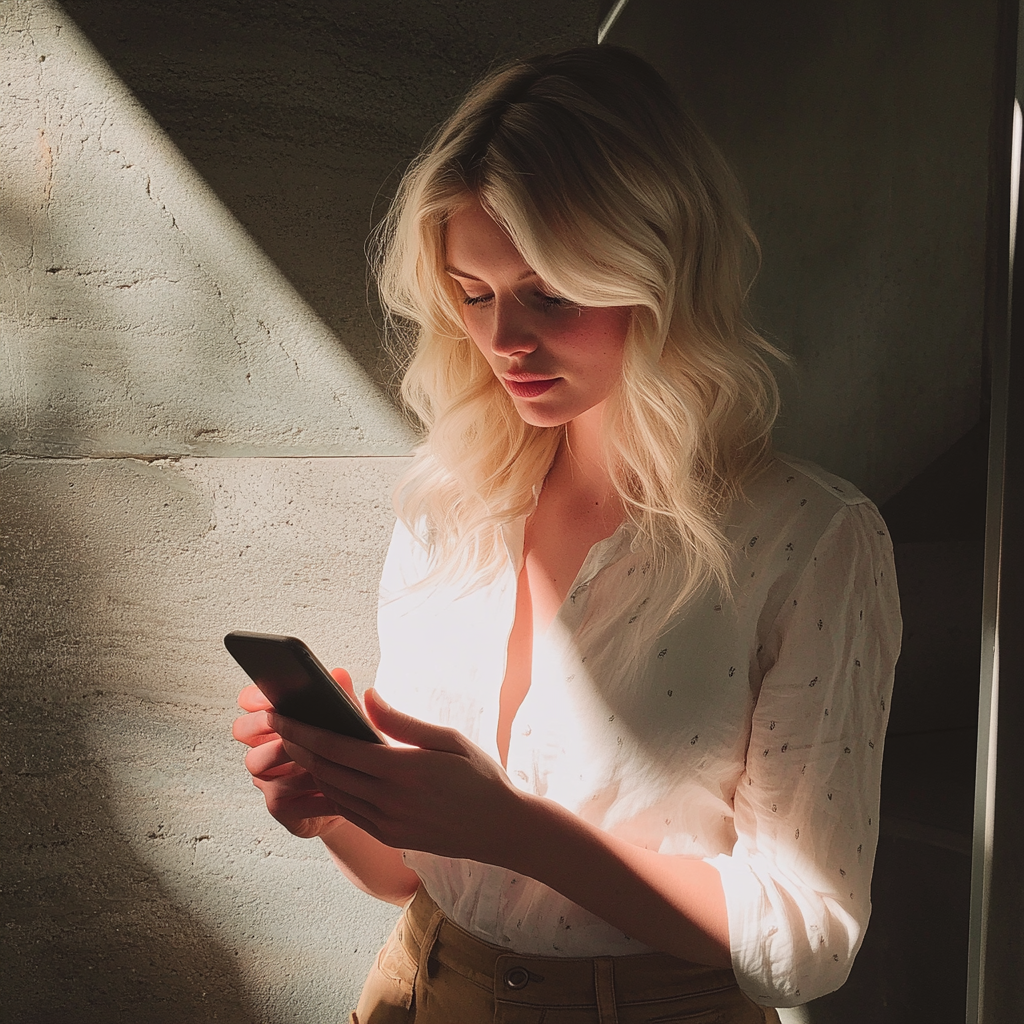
left=352, top=887, right=781, bottom=1024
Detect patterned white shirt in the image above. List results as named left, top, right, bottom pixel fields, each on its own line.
left=373, top=455, right=901, bottom=1007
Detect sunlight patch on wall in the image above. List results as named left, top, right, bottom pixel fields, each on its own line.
left=1, top=0, right=415, bottom=458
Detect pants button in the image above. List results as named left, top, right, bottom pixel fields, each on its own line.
left=503, top=966, right=530, bottom=990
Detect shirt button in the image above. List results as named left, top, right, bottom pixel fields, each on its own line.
left=504, top=966, right=530, bottom=990
left=521, top=725, right=532, bottom=736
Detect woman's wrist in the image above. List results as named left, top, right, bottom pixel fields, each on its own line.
left=491, top=787, right=577, bottom=878
left=319, top=817, right=420, bottom=905
left=318, top=815, right=355, bottom=843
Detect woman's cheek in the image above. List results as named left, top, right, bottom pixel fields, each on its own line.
left=462, top=314, right=492, bottom=361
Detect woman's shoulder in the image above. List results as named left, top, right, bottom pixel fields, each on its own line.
left=746, top=453, right=873, bottom=509
left=717, top=455, right=896, bottom=632
left=725, top=454, right=889, bottom=566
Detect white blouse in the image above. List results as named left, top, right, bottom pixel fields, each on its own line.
left=372, top=455, right=901, bottom=1007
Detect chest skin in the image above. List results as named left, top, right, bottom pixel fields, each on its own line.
left=497, top=484, right=623, bottom=768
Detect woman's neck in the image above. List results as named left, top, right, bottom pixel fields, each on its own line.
left=546, top=403, right=620, bottom=514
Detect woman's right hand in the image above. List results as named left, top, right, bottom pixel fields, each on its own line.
left=232, top=670, right=356, bottom=840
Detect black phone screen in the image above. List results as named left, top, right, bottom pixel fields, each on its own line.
left=224, top=631, right=385, bottom=744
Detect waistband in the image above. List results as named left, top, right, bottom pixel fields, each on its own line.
left=399, top=885, right=742, bottom=1008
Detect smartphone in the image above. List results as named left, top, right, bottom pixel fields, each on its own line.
left=224, top=630, right=385, bottom=744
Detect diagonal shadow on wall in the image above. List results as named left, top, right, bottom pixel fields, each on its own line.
left=0, top=458, right=264, bottom=1024
left=55, top=0, right=602, bottom=393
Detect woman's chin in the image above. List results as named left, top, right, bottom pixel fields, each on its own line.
left=510, top=401, right=573, bottom=429
left=509, top=392, right=609, bottom=432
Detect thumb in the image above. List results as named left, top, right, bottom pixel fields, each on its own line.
left=364, top=688, right=467, bottom=755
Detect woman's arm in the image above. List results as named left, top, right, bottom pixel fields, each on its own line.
left=317, top=817, right=419, bottom=905
left=233, top=681, right=420, bottom=906
left=271, top=692, right=732, bottom=966
left=502, top=785, right=732, bottom=966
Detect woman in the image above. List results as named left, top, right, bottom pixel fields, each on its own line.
left=233, top=45, right=901, bottom=1022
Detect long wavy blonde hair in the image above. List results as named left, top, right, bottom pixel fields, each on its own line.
left=372, top=45, right=782, bottom=630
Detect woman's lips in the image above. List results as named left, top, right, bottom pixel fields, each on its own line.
left=504, top=376, right=559, bottom=398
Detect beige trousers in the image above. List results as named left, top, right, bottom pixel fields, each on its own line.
left=352, top=887, right=781, bottom=1024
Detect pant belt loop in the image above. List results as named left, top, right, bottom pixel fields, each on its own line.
left=594, top=957, right=619, bottom=1024
left=413, top=908, right=445, bottom=1015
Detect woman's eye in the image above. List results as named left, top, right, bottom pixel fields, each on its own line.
left=458, top=290, right=572, bottom=309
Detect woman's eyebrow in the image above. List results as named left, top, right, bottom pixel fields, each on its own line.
left=444, top=265, right=538, bottom=283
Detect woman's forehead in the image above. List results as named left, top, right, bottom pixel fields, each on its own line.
left=444, top=201, right=537, bottom=282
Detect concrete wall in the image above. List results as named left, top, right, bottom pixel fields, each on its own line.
left=0, top=1, right=595, bottom=1020
left=608, top=0, right=998, bottom=504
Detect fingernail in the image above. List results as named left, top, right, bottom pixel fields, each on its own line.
left=369, top=688, right=390, bottom=710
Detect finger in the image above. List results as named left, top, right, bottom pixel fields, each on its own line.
left=364, top=689, right=468, bottom=755
left=252, top=761, right=304, bottom=781
left=279, top=738, right=383, bottom=803
left=269, top=713, right=394, bottom=776
left=312, top=780, right=389, bottom=840
left=251, top=766, right=386, bottom=843
left=312, top=781, right=417, bottom=851
left=245, top=736, right=299, bottom=777
left=257, top=791, right=342, bottom=823
left=320, top=801, right=385, bottom=845
left=331, top=667, right=356, bottom=700
left=232, top=709, right=277, bottom=747
left=252, top=770, right=323, bottom=799
left=238, top=684, right=272, bottom=712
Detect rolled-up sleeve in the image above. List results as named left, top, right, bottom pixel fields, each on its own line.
left=706, top=501, right=901, bottom=1006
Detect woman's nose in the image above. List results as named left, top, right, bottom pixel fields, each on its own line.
left=489, top=299, right=538, bottom=356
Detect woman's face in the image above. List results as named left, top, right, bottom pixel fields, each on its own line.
left=444, top=200, right=632, bottom=430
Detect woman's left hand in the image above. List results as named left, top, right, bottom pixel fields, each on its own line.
left=270, top=689, right=525, bottom=863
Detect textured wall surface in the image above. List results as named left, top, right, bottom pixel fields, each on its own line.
left=0, top=1, right=596, bottom=1020
left=1, top=1, right=415, bottom=458
left=608, top=0, right=997, bottom=504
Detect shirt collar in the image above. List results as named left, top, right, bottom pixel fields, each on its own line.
left=500, top=517, right=634, bottom=585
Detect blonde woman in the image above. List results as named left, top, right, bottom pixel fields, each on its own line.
left=233, top=45, right=901, bottom=1023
